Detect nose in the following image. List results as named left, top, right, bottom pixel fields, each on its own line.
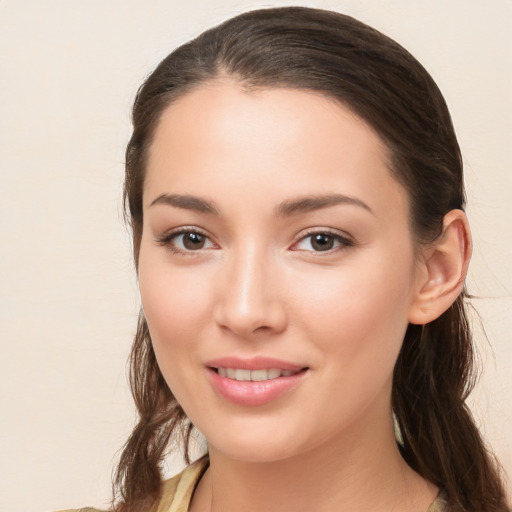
left=213, top=246, right=288, bottom=338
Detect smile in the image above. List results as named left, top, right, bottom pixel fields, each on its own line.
left=215, top=367, right=301, bottom=381
left=208, top=363, right=309, bottom=406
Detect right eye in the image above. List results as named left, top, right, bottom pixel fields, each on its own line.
left=158, top=229, right=216, bottom=253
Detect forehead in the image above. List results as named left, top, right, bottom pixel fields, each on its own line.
left=144, top=80, right=409, bottom=221
left=150, top=79, right=388, bottom=160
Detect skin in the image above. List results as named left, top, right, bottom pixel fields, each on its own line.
left=138, top=80, right=470, bottom=511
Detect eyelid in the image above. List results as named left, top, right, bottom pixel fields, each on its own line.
left=155, top=226, right=354, bottom=254
left=155, top=226, right=218, bottom=253
left=290, top=227, right=355, bottom=253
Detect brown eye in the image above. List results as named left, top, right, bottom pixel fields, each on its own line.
left=310, top=233, right=335, bottom=251
left=293, top=231, right=353, bottom=253
left=182, top=232, right=206, bottom=250
left=163, top=230, right=215, bottom=252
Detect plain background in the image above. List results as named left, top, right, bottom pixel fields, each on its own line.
left=1, top=1, right=510, bottom=510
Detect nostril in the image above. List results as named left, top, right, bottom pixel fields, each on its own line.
left=254, top=325, right=272, bottom=333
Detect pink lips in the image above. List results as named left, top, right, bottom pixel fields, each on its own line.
left=206, top=356, right=309, bottom=406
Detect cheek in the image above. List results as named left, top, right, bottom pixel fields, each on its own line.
left=137, top=250, right=217, bottom=408
left=138, top=247, right=213, bottom=351
left=291, top=250, right=415, bottom=369
left=287, top=258, right=413, bottom=432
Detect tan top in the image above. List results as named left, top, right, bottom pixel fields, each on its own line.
left=59, top=457, right=447, bottom=512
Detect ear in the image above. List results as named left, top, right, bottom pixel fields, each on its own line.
left=408, top=209, right=472, bottom=325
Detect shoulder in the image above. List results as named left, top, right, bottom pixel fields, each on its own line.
left=55, top=458, right=208, bottom=512
left=426, top=489, right=448, bottom=512
left=156, top=457, right=209, bottom=512
left=55, top=508, right=107, bottom=512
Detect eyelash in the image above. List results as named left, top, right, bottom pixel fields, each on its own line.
left=156, top=228, right=355, bottom=255
left=156, top=227, right=216, bottom=255
left=291, top=229, right=355, bottom=254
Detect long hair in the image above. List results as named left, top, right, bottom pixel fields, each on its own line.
left=114, top=7, right=508, bottom=511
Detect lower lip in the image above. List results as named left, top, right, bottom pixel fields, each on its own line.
left=207, top=368, right=308, bottom=406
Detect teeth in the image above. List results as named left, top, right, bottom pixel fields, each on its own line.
left=250, top=369, right=269, bottom=381
left=268, top=368, right=281, bottom=379
left=235, top=369, right=251, bottom=381
left=216, top=367, right=301, bottom=381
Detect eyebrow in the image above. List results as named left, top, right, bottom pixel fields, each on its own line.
left=149, top=192, right=374, bottom=217
left=277, top=194, right=374, bottom=217
left=149, top=193, right=220, bottom=215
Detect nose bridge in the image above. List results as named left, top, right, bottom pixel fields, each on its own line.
left=214, top=241, right=286, bottom=336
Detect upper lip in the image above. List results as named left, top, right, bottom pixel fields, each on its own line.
left=206, top=356, right=307, bottom=372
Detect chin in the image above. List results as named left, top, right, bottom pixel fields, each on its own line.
left=203, top=423, right=314, bottom=464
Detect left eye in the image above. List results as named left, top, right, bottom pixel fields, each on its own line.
left=294, top=232, right=351, bottom=252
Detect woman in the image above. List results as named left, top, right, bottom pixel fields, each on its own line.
left=64, top=6, right=508, bottom=512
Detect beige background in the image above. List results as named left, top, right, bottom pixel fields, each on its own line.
left=0, top=1, right=510, bottom=511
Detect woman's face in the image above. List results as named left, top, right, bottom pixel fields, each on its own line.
left=138, top=81, right=424, bottom=462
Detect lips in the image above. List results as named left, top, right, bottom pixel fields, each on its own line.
left=206, top=357, right=309, bottom=406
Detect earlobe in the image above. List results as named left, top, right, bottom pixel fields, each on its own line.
left=408, top=210, right=472, bottom=325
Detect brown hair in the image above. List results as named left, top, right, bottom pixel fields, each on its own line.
left=115, top=7, right=508, bottom=511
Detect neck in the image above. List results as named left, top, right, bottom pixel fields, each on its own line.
left=191, top=405, right=437, bottom=512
